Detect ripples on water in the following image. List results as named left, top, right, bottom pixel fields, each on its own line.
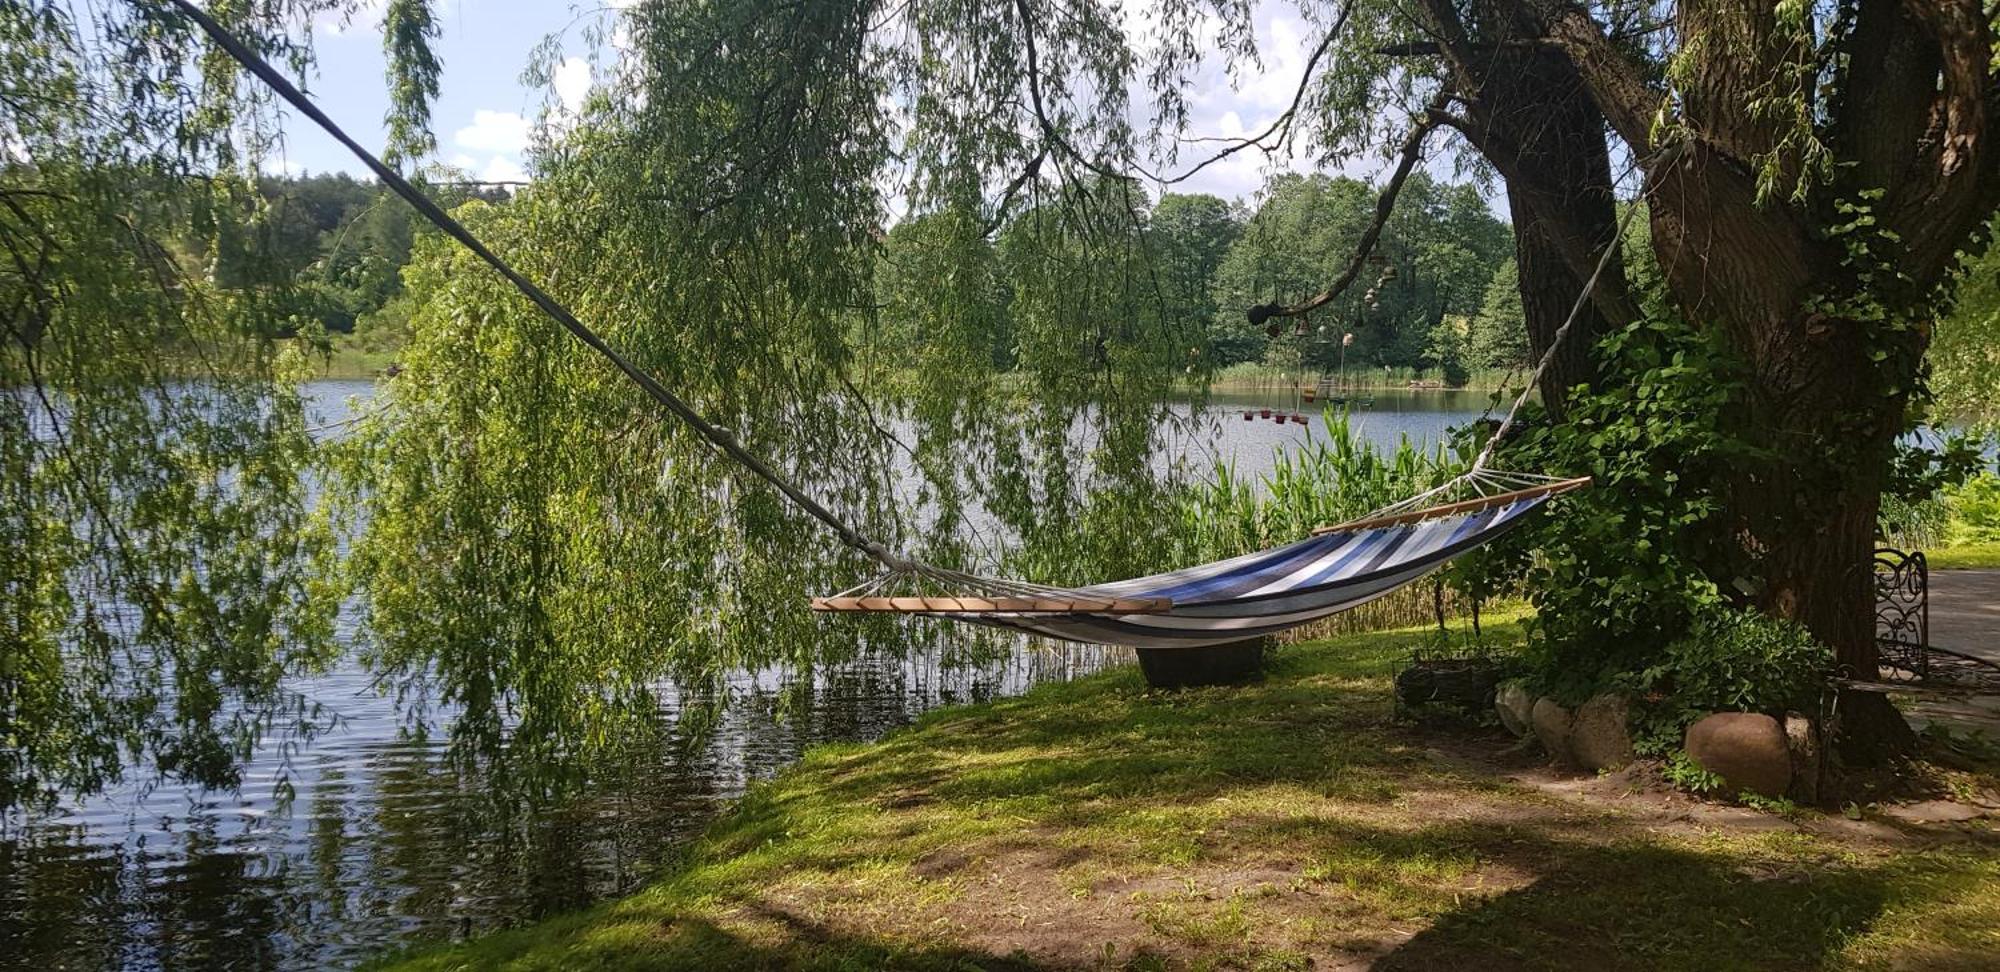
left=0, top=645, right=1128, bottom=970
left=0, top=382, right=1482, bottom=970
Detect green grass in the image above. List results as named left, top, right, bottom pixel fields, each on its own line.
left=296, top=334, right=399, bottom=380
left=377, top=619, right=2000, bottom=971
left=1928, top=541, right=2000, bottom=570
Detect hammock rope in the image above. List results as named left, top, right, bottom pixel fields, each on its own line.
left=174, top=0, right=1615, bottom=643
left=163, top=0, right=913, bottom=570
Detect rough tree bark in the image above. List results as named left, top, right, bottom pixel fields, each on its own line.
left=1402, top=0, right=2000, bottom=759
left=1467, top=46, right=1630, bottom=416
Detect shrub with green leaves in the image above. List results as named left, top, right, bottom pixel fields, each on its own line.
left=1459, top=318, right=1747, bottom=701
left=1948, top=473, right=2000, bottom=543
left=1629, top=609, right=1833, bottom=755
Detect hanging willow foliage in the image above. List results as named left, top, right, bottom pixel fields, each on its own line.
left=1, top=0, right=443, bottom=808
left=325, top=0, right=1227, bottom=775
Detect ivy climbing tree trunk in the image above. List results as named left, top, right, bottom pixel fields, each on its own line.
left=1377, top=0, right=2000, bottom=758
left=1723, top=298, right=1922, bottom=756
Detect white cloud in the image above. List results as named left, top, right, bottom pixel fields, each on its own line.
left=1138, top=1, right=1368, bottom=201
left=453, top=109, right=532, bottom=154
left=448, top=152, right=529, bottom=184
left=552, top=57, right=593, bottom=117
left=479, top=155, right=529, bottom=183
left=316, top=0, right=389, bottom=37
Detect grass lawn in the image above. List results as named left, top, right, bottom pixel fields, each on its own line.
left=380, top=620, right=2000, bottom=971
left=1929, top=541, right=2000, bottom=570
left=295, top=335, right=398, bottom=380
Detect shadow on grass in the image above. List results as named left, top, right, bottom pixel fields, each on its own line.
left=1371, top=840, right=1889, bottom=971
left=383, top=622, right=2000, bottom=970
left=389, top=908, right=1067, bottom=972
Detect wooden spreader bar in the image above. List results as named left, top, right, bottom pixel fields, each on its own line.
left=811, top=595, right=1174, bottom=615
left=1311, top=476, right=1593, bottom=536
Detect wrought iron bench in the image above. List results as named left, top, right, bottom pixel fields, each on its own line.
left=1871, top=547, right=2000, bottom=695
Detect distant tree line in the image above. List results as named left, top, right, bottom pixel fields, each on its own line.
left=206, top=173, right=509, bottom=345
left=265, top=168, right=1521, bottom=384
left=873, top=172, right=1526, bottom=386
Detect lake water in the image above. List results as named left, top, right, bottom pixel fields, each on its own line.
left=0, top=382, right=1487, bottom=971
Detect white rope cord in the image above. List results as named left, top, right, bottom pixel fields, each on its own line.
left=1469, top=199, right=1644, bottom=476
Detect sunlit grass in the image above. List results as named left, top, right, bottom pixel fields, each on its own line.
left=378, top=618, right=2000, bottom=971
left=1930, top=541, right=2000, bottom=570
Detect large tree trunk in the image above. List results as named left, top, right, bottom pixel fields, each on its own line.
left=1630, top=21, right=1937, bottom=754
left=1718, top=301, right=1922, bottom=761
left=1648, top=156, right=1922, bottom=756
left=1463, top=44, right=1633, bottom=414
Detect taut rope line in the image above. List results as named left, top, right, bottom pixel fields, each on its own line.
left=158, top=0, right=911, bottom=570
left=1469, top=198, right=1645, bottom=475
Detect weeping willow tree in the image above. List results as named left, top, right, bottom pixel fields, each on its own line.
left=13, top=0, right=1996, bottom=806
left=327, top=2, right=1217, bottom=779
left=353, top=0, right=1995, bottom=759
left=0, top=0, right=443, bottom=809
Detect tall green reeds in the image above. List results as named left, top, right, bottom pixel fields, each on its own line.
left=1162, top=410, right=1480, bottom=636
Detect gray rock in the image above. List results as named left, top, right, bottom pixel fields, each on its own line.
left=1685, top=712, right=1791, bottom=798
left=1571, top=693, right=1635, bottom=771
left=1531, top=697, right=1574, bottom=765
left=1495, top=680, right=1535, bottom=738
left=1783, top=712, right=1820, bottom=804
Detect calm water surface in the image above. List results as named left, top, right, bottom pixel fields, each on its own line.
left=0, top=381, right=1483, bottom=970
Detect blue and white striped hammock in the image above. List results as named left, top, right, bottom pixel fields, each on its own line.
left=814, top=471, right=1589, bottom=648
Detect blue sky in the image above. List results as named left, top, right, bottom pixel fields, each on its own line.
left=278, top=0, right=597, bottom=183
left=278, top=1, right=1388, bottom=205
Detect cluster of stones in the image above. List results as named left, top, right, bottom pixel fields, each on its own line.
left=1494, top=680, right=1821, bottom=801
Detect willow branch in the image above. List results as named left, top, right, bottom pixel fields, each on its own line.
left=982, top=147, right=1046, bottom=235
left=1152, top=2, right=1354, bottom=187
left=1247, top=98, right=1447, bottom=324
left=1012, top=0, right=1137, bottom=186
left=159, top=0, right=911, bottom=568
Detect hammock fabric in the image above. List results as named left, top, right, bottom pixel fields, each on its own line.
left=814, top=475, right=1589, bottom=648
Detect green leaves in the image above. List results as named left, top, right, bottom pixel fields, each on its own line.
left=1631, top=608, right=1832, bottom=755
left=1933, top=217, right=2000, bottom=438
left=1464, top=318, right=1751, bottom=701
left=381, top=0, right=442, bottom=168
left=1, top=0, right=433, bottom=810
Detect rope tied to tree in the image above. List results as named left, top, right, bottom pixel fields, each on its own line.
left=1469, top=198, right=1646, bottom=475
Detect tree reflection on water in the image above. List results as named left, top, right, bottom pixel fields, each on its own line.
left=0, top=640, right=1124, bottom=970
